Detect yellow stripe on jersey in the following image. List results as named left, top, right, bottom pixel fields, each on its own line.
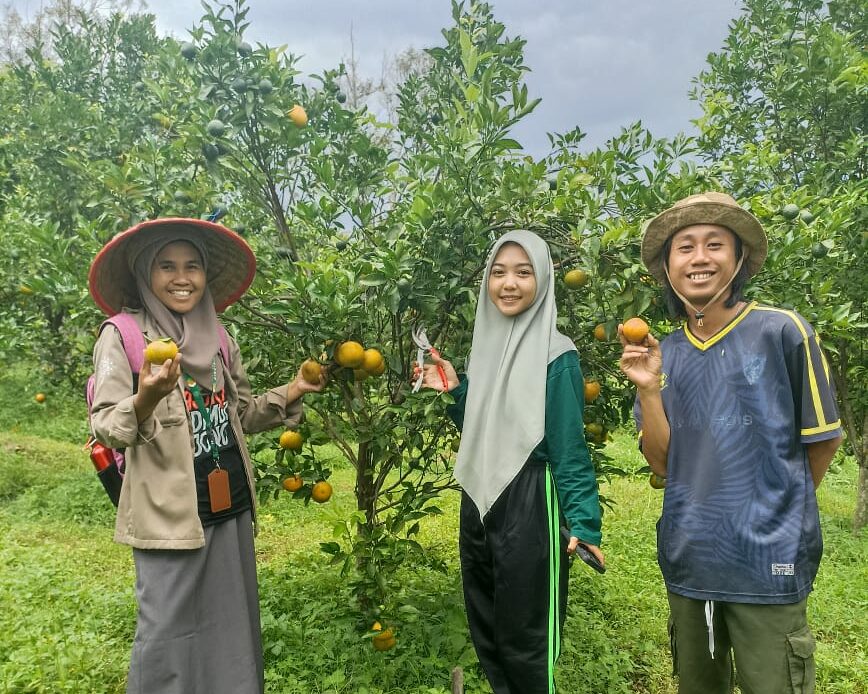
left=754, top=306, right=828, bottom=430
left=815, top=333, right=831, bottom=383
left=683, top=302, right=758, bottom=351
left=802, top=420, right=842, bottom=436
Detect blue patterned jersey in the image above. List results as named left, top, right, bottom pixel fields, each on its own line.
left=635, top=303, right=841, bottom=604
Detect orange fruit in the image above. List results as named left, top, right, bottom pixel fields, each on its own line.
left=279, top=430, right=303, bottom=450
left=593, top=324, right=607, bottom=342
left=372, top=627, right=396, bottom=651
left=564, top=269, right=589, bottom=289
left=301, top=359, right=322, bottom=385
left=361, top=348, right=384, bottom=374
left=649, top=473, right=667, bottom=490
left=585, top=422, right=604, bottom=443
left=371, top=621, right=382, bottom=632
left=311, top=480, right=333, bottom=503
left=145, top=338, right=179, bottom=365
left=584, top=380, right=601, bottom=403
left=622, top=317, right=650, bottom=344
left=335, top=341, right=365, bottom=368
left=34, top=392, right=46, bottom=403
left=282, top=475, right=303, bottom=492
left=288, top=104, right=308, bottom=127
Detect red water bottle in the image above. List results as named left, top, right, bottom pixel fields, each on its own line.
left=89, top=441, right=114, bottom=472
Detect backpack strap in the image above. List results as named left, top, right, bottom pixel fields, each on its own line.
left=217, top=323, right=232, bottom=368
left=103, top=313, right=146, bottom=374
left=102, top=313, right=232, bottom=372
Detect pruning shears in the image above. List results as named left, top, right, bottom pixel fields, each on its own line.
left=412, top=325, right=448, bottom=392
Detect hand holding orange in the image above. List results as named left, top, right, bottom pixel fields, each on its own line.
left=300, top=359, right=323, bottom=385
left=621, top=317, right=650, bottom=344
left=145, top=338, right=179, bottom=365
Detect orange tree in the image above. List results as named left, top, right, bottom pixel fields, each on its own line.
left=0, top=0, right=708, bottom=622
left=690, top=0, right=867, bottom=529
left=0, top=9, right=184, bottom=380
left=171, top=0, right=709, bottom=622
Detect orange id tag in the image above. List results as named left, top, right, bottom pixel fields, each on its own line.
left=208, top=468, right=232, bottom=513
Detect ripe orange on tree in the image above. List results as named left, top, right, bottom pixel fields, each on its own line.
left=361, top=348, right=384, bottom=375
left=282, top=475, right=303, bottom=492
left=288, top=104, right=308, bottom=127
left=622, top=317, right=650, bottom=344
left=145, top=338, right=179, bottom=365
left=585, top=422, right=604, bottom=443
left=34, top=392, right=47, bottom=403
left=279, top=430, right=303, bottom=450
left=372, top=626, right=396, bottom=651
left=593, top=324, right=607, bottom=342
left=584, top=380, right=601, bottom=403
left=311, top=480, right=333, bottom=503
left=335, top=341, right=365, bottom=368
left=300, top=359, right=322, bottom=385
left=564, top=269, right=589, bottom=289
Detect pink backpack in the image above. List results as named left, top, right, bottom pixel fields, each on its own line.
left=85, top=312, right=230, bottom=505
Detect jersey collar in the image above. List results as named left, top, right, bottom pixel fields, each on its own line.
left=682, top=301, right=757, bottom=351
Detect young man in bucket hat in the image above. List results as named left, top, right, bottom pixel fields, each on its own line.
left=618, top=192, right=842, bottom=693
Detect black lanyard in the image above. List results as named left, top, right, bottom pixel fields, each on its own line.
left=185, top=358, right=220, bottom=468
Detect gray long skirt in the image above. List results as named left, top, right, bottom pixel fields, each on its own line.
left=127, top=511, right=264, bottom=694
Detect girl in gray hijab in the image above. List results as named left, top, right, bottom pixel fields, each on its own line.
left=419, top=230, right=603, bottom=694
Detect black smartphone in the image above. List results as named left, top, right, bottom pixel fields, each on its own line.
left=560, top=527, right=605, bottom=574
left=575, top=542, right=606, bottom=574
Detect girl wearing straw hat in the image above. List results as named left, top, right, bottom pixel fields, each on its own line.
left=88, top=218, right=323, bottom=694
left=417, top=230, right=603, bottom=694
left=619, top=192, right=842, bottom=693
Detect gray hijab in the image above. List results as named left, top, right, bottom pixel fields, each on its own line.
left=130, top=230, right=224, bottom=391
left=454, top=230, right=575, bottom=520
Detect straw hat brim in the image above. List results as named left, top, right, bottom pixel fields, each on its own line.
left=88, top=218, right=256, bottom=316
left=641, top=200, right=767, bottom=284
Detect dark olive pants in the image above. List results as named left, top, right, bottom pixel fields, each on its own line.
left=459, top=462, right=569, bottom=694
left=667, top=592, right=816, bottom=694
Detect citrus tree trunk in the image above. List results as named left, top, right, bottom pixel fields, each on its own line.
left=355, top=439, right=376, bottom=526
left=855, top=462, right=868, bottom=532
left=853, top=411, right=868, bottom=533
left=353, top=440, right=377, bottom=608
left=830, top=348, right=866, bottom=533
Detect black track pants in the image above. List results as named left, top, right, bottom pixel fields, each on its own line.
left=459, top=461, right=569, bottom=694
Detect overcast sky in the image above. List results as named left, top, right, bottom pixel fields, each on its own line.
left=10, top=0, right=743, bottom=155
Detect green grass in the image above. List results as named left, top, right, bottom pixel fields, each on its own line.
left=0, top=369, right=865, bottom=693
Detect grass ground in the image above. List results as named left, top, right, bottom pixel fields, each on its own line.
left=0, top=373, right=865, bottom=693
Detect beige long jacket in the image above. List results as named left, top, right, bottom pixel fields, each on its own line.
left=90, top=310, right=302, bottom=549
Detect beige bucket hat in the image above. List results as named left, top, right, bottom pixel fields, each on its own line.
left=88, top=218, right=256, bottom=316
left=641, top=192, right=768, bottom=284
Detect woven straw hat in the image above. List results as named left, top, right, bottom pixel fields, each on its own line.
left=641, top=192, right=767, bottom=284
left=88, top=218, right=256, bottom=316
